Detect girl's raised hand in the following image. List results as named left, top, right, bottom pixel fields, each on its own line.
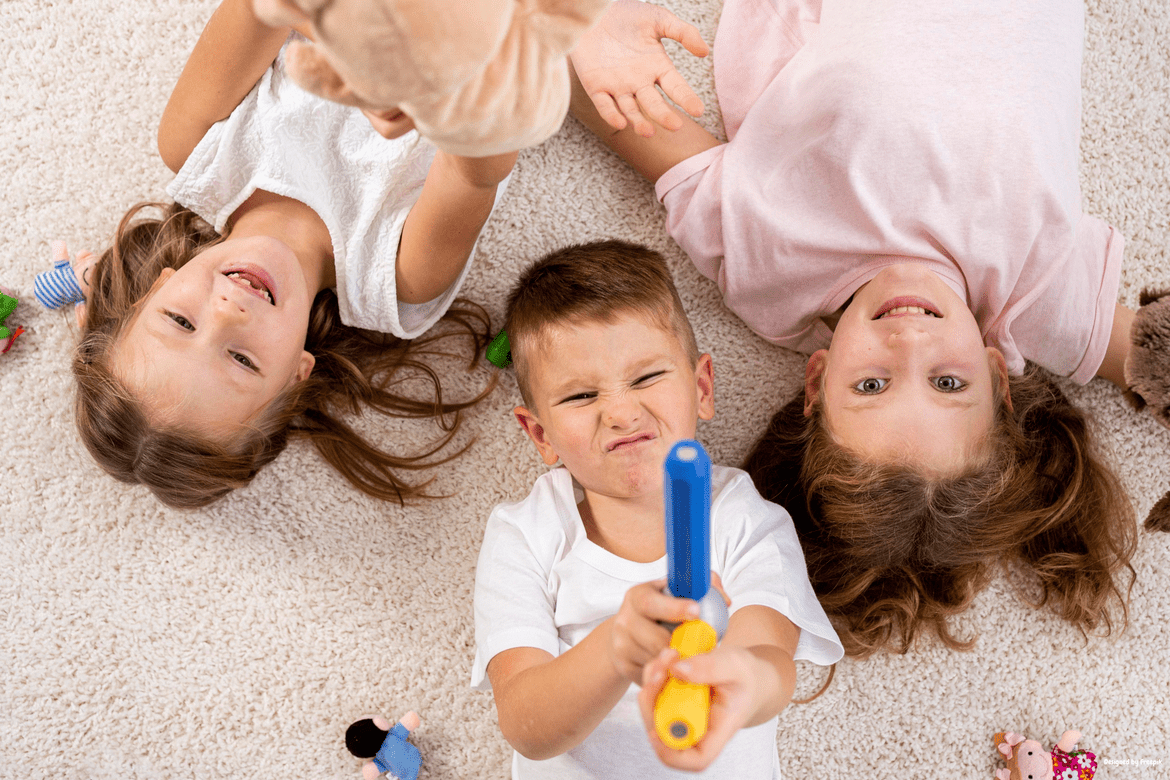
left=569, top=0, right=709, bottom=137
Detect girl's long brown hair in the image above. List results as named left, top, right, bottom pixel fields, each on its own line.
left=74, top=202, right=495, bottom=508
left=744, top=363, right=1137, bottom=657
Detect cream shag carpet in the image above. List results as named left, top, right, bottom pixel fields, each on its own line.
left=1, top=0, right=1168, bottom=778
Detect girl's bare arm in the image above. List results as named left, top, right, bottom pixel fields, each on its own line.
left=395, top=150, right=517, bottom=304
left=1097, top=302, right=1135, bottom=390
left=158, top=0, right=300, bottom=172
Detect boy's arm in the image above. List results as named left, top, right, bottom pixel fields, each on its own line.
left=570, top=60, right=721, bottom=185
left=636, top=605, right=799, bottom=772
left=1096, top=302, right=1134, bottom=391
left=487, top=620, right=629, bottom=761
left=158, top=0, right=302, bottom=173
left=395, top=150, right=517, bottom=304
left=487, top=579, right=703, bottom=760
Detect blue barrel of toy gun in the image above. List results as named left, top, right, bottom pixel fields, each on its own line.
left=664, top=439, right=711, bottom=601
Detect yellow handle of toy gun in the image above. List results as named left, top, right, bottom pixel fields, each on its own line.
left=654, top=619, right=717, bottom=750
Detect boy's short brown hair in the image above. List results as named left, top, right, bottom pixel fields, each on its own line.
left=505, top=240, right=699, bottom=406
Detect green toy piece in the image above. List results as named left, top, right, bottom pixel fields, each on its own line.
left=486, top=330, right=512, bottom=368
left=1, top=288, right=25, bottom=354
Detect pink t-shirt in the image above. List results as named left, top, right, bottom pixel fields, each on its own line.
left=656, top=0, right=1122, bottom=384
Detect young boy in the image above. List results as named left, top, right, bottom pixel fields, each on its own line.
left=471, top=240, right=843, bottom=778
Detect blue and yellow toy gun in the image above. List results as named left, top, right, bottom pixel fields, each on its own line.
left=653, top=439, right=728, bottom=750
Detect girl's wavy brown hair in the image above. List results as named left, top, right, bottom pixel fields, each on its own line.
left=743, top=363, right=1137, bottom=657
left=74, top=201, right=495, bottom=509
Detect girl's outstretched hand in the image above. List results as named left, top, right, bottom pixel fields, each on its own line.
left=569, top=0, right=709, bottom=137
left=637, top=644, right=767, bottom=771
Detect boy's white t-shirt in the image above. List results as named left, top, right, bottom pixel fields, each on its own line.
left=168, top=35, right=503, bottom=339
left=656, top=0, right=1121, bottom=384
left=472, top=465, right=843, bottom=780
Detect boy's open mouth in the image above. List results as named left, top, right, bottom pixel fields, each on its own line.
left=873, top=297, right=941, bottom=319
left=224, top=269, right=276, bottom=305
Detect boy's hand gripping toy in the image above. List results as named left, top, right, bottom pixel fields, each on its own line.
left=653, top=439, right=729, bottom=750
left=345, top=712, right=422, bottom=780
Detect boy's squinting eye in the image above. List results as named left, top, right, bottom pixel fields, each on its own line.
left=633, top=371, right=666, bottom=386
left=559, top=391, right=597, bottom=404
left=932, top=375, right=967, bottom=392
left=166, top=311, right=194, bottom=331
left=853, top=377, right=887, bottom=394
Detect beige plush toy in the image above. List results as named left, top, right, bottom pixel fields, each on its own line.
left=251, top=0, right=609, bottom=156
left=1123, top=288, right=1170, bottom=531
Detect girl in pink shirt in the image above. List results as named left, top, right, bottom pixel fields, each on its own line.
left=569, top=0, right=1165, bottom=656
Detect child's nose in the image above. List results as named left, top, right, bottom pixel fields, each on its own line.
left=212, top=293, right=249, bottom=321
left=602, top=393, right=641, bottom=428
left=886, top=325, right=929, bottom=346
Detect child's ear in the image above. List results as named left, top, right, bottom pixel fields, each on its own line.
left=803, top=350, right=829, bottom=417
left=295, top=350, right=316, bottom=383
left=695, top=353, right=715, bottom=420
left=513, top=405, right=560, bottom=466
left=987, top=347, right=1012, bottom=413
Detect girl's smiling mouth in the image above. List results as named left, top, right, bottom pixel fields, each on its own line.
left=224, top=267, right=277, bottom=305
left=873, top=296, right=941, bottom=320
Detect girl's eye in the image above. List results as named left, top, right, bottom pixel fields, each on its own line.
left=166, top=311, right=194, bottom=331
left=231, top=352, right=258, bottom=371
left=932, top=375, right=967, bottom=392
left=853, top=377, right=887, bottom=394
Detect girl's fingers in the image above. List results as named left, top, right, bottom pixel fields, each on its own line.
left=659, top=71, right=704, bottom=119
left=635, top=86, right=681, bottom=131
left=658, top=12, right=710, bottom=59
left=589, top=91, right=628, bottom=131
left=616, top=92, right=653, bottom=137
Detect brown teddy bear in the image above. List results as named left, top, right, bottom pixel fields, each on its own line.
left=1124, top=288, right=1170, bottom=531
left=250, top=0, right=609, bottom=156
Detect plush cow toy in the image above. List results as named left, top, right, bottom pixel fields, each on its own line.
left=993, top=731, right=1097, bottom=780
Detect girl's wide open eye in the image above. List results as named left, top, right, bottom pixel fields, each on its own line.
left=853, top=377, right=887, bottom=394
left=931, top=375, right=967, bottom=392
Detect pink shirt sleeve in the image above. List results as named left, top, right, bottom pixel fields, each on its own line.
left=655, top=145, right=729, bottom=290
